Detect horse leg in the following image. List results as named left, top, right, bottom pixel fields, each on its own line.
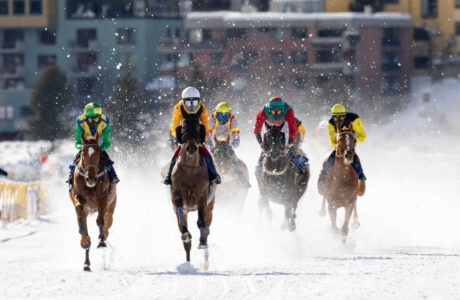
left=201, top=198, right=214, bottom=270
left=197, top=196, right=208, bottom=249
left=258, top=192, right=273, bottom=221
left=319, top=197, right=327, bottom=217
left=283, top=201, right=297, bottom=232
left=103, top=196, right=117, bottom=242
left=174, top=196, right=191, bottom=262
left=328, top=203, right=339, bottom=234
left=351, top=201, right=360, bottom=229
left=74, top=202, right=91, bottom=271
left=342, top=203, right=354, bottom=243
left=96, top=198, right=108, bottom=248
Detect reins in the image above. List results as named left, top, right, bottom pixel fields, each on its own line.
left=76, top=143, right=106, bottom=178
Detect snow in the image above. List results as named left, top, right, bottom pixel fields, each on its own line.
left=1, top=78, right=460, bottom=299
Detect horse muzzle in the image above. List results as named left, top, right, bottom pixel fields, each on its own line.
left=344, top=152, right=354, bottom=164
left=85, top=176, right=97, bottom=187
left=186, top=145, right=197, bottom=154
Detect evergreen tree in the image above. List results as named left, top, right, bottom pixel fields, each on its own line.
left=349, top=0, right=384, bottom=12
left=27, top=64, right=75, bottom=140
left=108, top=68, right=151, bottom=149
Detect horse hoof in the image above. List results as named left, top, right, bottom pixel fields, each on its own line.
left=342, top=235, right=347, bottom=243
left=352, top=221, right=360, bottom=229
left=83, top=264, right=91, bottom=272
left=288, top=223, right=296, bottom=232
left=81, top=242, right=91, bottom=249
left=198, top=243, right=208, bottom=249
left=97, top=240, right=107, bottom=248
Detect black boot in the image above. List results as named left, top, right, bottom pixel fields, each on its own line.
left=353, top=154, right=366, bottom=181
left=164, top=156, right=178, bottom=185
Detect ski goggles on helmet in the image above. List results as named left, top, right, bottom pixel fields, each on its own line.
left=184, top=98, right=200, bottom=113
left=87, top=117, right=100, bottom=123
left=216, top=112, right=231, bottom=122
left=333, top=115, right=345, bottom=126
left=270, top=108, right=283, bottom=119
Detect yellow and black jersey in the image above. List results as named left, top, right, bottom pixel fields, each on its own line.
left=327, top=112, right=366, bottom=148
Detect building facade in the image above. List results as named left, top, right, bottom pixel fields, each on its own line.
left=157, top=12, right=411, bottom=106
left=326, top=0, right=456, bottom=73
left=0, top=0, right=183, bottom=140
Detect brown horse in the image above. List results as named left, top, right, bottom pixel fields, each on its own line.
left=318, top=124, right=364, bottom=243
left=170, top=110, right=215, bottom=268
left=212, top=136, right=249, bottom=210
left=69, top=133, right=117, bottom=271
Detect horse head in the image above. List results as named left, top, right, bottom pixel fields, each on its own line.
left=264, top=125, right=286, bottom=161
left=180, top=106, right=202, bottom=155
left=213, top=137, right=235, bottom=169
left=336, top=124, right=355, bottom=165
left=80, top=132, right=102, bottom=188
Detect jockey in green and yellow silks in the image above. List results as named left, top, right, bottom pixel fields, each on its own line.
left=67, top=102, right=120, bottom=186
left=319, top=103, right=367, bottom=181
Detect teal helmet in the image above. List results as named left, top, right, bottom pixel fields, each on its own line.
left=268, top=97, right=284, bottom=108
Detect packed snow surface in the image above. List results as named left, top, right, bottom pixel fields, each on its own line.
left=1, top=79, right=459, bottom=299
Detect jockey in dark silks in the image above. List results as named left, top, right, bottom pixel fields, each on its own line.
left=254, top=97, right=309, bottom=175
left=163, top=86, right=221, bottom=185
left=318, top=103, right=367, bottom=182
left=66, top=102, right=120, bottom=187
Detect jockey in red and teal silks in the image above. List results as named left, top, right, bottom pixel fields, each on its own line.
left=254, top=97, right=308, bottom=175
left=67, top=102, right=120, bottom=186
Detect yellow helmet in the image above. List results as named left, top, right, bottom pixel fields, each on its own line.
left=216, top=102, right=232, bottom=114
left=331, top=103, right=346, bottom=116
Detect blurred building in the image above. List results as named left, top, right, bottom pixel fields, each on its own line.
left=325, top=0, right=455, bottom=74
left=0, top=0, right=182, bottom=140
left=157, top=11, right=411, bottom=103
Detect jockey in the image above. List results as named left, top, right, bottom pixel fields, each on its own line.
left=207, top=102, right=250, bottom=187
left=67, top=102, right=120, bottom=186
left=318, top=103, right=367, bottom=182
left=163, top=86, right=221, bottom=185
left=207, top=102, right=240, bottom=149
left=254, top=97, right=308, bottom=174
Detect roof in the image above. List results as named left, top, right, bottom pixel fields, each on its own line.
left=185, top=12, right=411, bottom=29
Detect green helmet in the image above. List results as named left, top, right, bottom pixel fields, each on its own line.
left=84, top=102, right=102, bottom=118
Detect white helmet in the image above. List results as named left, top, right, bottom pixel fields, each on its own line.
left=181, top=86, right=200, bottom=99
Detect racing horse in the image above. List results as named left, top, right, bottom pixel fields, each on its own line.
left=170, top=106, right=216, bottom=268
left=318, top=124, right=365, bottom=243
left=69, top=132, right=117, bottom=271
left=256, top=125, right=309, bottom=231
left=212, top=136, right=249, bottom=210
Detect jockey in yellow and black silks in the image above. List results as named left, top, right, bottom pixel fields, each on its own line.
left=319, top=103, right=367, bottom=181
left=67, top=102, right=120, bottom=186
left=163, top=86, right=221, bottom=185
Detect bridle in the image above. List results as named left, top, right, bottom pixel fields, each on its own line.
left=77, top=143, right=105, bottom=178
left=336, top=130, right=354, bottom=159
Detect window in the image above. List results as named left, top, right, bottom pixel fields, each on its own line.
left=271, top=51, right=284, bottom=65
left=422, top=0, right=437, bottom=18
left=382, top=28, right=399, bottom=46
left=381, top=76, right=400, bottom=95
left=0, top=1, right=8, bottom=15
left=30, top=0, right=42, bottom=14
left=382, top=51, right=400, bottom=71
left=384, top=0, right=399, bottom=3
left=38, top=29, right=56, bottom=45
left=116, top=28, right=136, bottom=44
left=413, top=28, right=429, bottom=40
left=37, top=55, right=56, bottom=70
left=317, top=50, right=341, bottom=63
left=414, top=57, right=429, bottom=69
left=211, top=53, right=223, bottom=66
left=456, top=23, right=460, bottom=35
left=13, top=0, right=24, bottom=14
left=318, top=29, right=343, bottom=37
left=272, top=75, right=285, bottom=89
left=176, top=53, right=192, bottom=67
left=117, top=53, right=137, bottom=69
left=227, top=28, right=248, bottom=40
left=77, top=29, right=97, bottom=47
left=457, top=0, right=460, bottom=8
left=292, top=27, right=307, bottom=40
left=230, top=52, right=248, bottom=73
left=189, top=29, right=212, bottom=43
left=0, top=106, right=14, bottom=120
left=293, top=76, right=307, bottom=89
left=271, top=28, right=284, bottom=40
left=291, top=51, right=308, bottom=65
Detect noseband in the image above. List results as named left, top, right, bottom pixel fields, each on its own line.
left=336, top=131, right=354, bottom=159
left=77, top=143, right=105, bottom=178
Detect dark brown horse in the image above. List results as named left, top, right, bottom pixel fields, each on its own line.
left=170, top=110, right=215, bottom=269
left=69, top=133, right=117, bottom=271
left=318, top=124, right=365, bottom=243
left=212, top=137, right=249, bottom=210
left=257, top=126, right=309, bottom=231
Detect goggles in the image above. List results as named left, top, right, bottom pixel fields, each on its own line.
left=216, top=113, right=231, bottom=122
left=333, top=115, right=345, bottom=122
left=184, top=98, right=199, bottom=112
left=87, top=117, right=100, bottom=123
left=270, top=108, right=283, bottom=116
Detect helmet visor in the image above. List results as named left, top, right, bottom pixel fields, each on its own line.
left=333, top=115, right=345, bottom=127
left=269, top=108, right=283, bottom=120
left=184, top=98, right=199, bottom=113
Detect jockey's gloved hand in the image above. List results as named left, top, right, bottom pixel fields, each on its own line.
left=284, top=141, right=294, bottom=155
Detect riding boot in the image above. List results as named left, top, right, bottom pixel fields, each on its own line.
left=318, top=151, right=336, bottom=182
left=66, top=151, right=81, bottom=185
left=105, top=162, right=120, bottom=184
left=352, top=153, right=366, bottom=181
left=163, top=156, right=178, bottom=185
left=201, top=154, right=221, bottom=184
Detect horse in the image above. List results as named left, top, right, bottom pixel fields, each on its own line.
left=69, top=132, right=117, bottom=271
left=212, top=136, right=249, bottom=210
left=170, top=108, right=216, bottom=269
left=256, top=125, right=310, bottom=231
left=318, top=124, right=365, bottom=243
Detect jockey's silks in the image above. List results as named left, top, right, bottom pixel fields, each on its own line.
left=170, top=100, right=210, bottom=140
left=327, top=112, right=366, bottom=148
left=75, top=113, right=111, bottom=151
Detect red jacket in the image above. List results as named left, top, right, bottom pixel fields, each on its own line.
left=254, top=106, right=298, bottom=142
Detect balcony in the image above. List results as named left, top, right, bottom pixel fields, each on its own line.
left=0, top=66, right=25, bottom=79
left=0, top=41, right=25, bottom=54
left=310, top=62, right=359, bottom=75
left=382, top=62, right=401, bottom=72
left=68, top=40, right=99, bottom=53
left=157, top=38, right=225, bottom=53
left=68, top=65, right=98, bottom=78
left=311, top=37, right=344, bottom=49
